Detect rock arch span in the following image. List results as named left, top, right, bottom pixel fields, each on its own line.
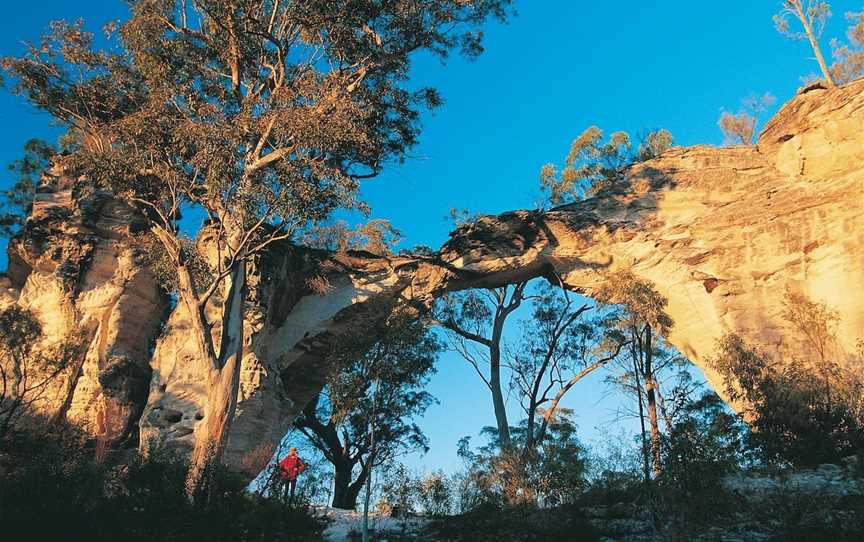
left=3, top=80, right=863, bottom=479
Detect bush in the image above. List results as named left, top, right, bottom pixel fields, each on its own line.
left=454, top=415, right=589, bottom=510
left=656, top=392, right=745, bottom=520
left=417, top=471, right=453, bottom=516
left=379, top=463, right=420, bottom=516
left=712, top=334, right=864, bottom=467
left=376, top=463, right=457, bottom=517
left=0, top=417, right=325, bottom=542
left=424, top=503, right=601, bottom=542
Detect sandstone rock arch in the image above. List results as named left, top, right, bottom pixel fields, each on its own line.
left=3, top=80, right=863, bottom=480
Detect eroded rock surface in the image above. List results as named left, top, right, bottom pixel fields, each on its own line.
left=434, top=80, right=864, bottom=399
left=4, top=80, right=863, bottom=476
left=0, top=172, right=167, bottom=448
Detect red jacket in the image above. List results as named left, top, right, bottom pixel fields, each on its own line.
left=278, top=454, right=305, bottom=480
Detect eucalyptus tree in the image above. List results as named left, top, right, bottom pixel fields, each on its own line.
left=831, top=10, right=864, bottom=84
left=775, top=0, right=837, bottom=87
left=718, top=93, right=776, bottom=146
left=434, top=284, right=527, bottom=448
left=539, top=126, right=673, bottom=205
left=507, top=283, right=625, bottom=452
left=436, top=280, right=626, bottom=453
left=295, top=308, right=440, bottom=510
left=595, top=271, right=674, bottom=480
left=0, top=139, right=56, bottom=238
left=1, top=0, right=512, bottom=498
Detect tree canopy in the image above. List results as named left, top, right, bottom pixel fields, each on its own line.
left=296, top=305, right=441, bottom=509
left=1, top=0, right=512, bottom=497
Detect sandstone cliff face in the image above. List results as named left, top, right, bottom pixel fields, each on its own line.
left=140, top=245, right=422, bottom=475
left=435, top=80, right=864, bottom=397
left=0, top=173, right=167, bottom=448
left=5, top=81, right=863, bottom=477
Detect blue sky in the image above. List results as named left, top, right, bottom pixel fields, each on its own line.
left=1, top=1, right=861, bottom=474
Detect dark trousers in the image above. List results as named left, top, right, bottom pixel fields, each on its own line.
left=282, top=477, right=297, bottom=503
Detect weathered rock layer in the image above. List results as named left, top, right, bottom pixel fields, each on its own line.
left=0, top=173, right=167, bottom=449
left=4, top=80, right=863, bottom=477
left=438, top=80, right=864, bottom=396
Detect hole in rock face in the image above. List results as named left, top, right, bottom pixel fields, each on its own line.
left=194, top=412, right=204, bottom=421
left=799, top=81, right=827, bottom=94
left=703, top=277, right=721, bottom=293
left=172, top=427, right=193, bottom=438
left=163, top=410, right=183, bottom=423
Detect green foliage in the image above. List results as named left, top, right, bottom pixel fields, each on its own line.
left=423, top=502, right=601, bottom=542
left=417, top=471, right=454, bottom=516
left=780, top=288, right=839, bottom=363
left=433, top=286, right=498, bottom=342
left=457, top=411, right=589, bottom=508
left=376, top=464, right=455, bottom=517
left=1, top=0, right=513, bottom=265
left=0, top=418, right=324, bottom=542
left=0, top=138, right=56, bottom=237
left=636, top=129, right=674, bottom=162
left=711, top=333, right=864, bottom=467
left=299, top=218, right=402, bottom=255
left=594, top=270, right=673, bottom=335
left=0, top=305, right=41, bottom=354
left=315, top=309, right=439, bottom=461
left=0, top=10, right=514, bottom=471
left=132, top=232, right=214, bottom=294
left=295, top=306, right=440, bottom=508
left=539, top=127, right=629, bottom=205
left=540, top=126, right=673, bottom=205
left=658, top=392, right=746, bottom=519
left=379, top=463, right=421, bottom=515
left=531, top=413, right=590, bottom=506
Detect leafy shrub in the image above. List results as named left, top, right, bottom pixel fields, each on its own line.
left=379, top=463, right=420, bottom=516
left=0, top=417, right=324, bottom=542
left=424, top=503, right=601, bottom=542
left=376, top=463, right=457, bottom=517
left=658, top=393, right=745, bottom=502
left=417, top=471, right=453, bottom=516
left=455, top=414, right=589, bottom=509
left=712, top=333, right=864, bottom=467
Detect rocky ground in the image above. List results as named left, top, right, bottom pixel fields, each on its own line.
left=315, top=507, right=428, bottom=541
left=312, top=462, right=863, bottom=541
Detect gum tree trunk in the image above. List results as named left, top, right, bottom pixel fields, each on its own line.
left=793, top=1, right=836, bottom=87
left=331, top=461, right=356, bottom=509
left=489, top=313, right=511, bottom=448
left=643, top=326, right=663, bottom=478
left=185, top=260, right=247, bottom=501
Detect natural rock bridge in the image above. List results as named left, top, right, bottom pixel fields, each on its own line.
left=3, top=80, right=863, bottom=480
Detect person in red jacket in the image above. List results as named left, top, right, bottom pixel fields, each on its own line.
left=278, top=447, right=306, bottom=503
